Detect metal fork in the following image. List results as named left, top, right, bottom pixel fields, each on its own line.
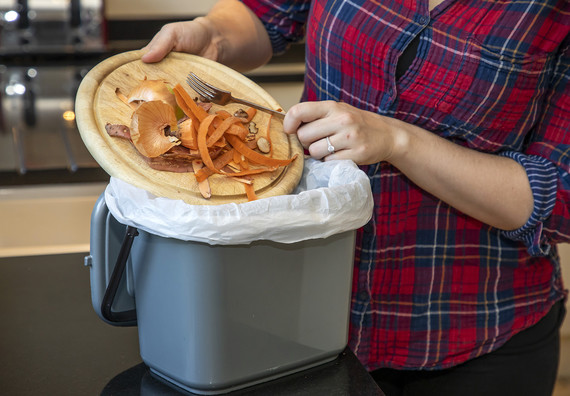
left=186, top=72, right=286, bottom=119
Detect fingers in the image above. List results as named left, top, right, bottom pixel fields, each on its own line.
left=141, top=24, right=178, bottom=63
left=312, top=134, right=344, bottom=160
left=283, top=101, right=345, bottom=159
left=141, top=42, right=174, bottom=63
left=282, top=100, right=391, bottom=165
left=283, top=101, right=333, bottom=135
left=301, top=122, right=345, bottom=160
left=141, top=21, right=209, bottom=63
left=283, top=101, right=336, bottom=148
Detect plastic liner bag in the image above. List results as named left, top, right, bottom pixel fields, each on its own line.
left=104, top=158, right=374, bottom=245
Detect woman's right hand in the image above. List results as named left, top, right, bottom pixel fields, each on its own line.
left=140, top=0, right=272, bottom=71
left=141, top=18, right=219, bottom=64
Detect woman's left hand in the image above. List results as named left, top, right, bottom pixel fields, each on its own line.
left=283, top=100, right=405, bottom=165
left=283, top=100, right=535, bottom=231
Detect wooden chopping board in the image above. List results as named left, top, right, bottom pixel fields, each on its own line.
left=75, top=50, right=304, bottom=205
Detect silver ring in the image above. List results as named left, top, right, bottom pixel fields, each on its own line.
left=326, top=136, right=335, bottom=154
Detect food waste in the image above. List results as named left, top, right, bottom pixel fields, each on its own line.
left=106, top=78, right=297, bottom=201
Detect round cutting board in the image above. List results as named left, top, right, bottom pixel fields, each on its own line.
left=76, top=50, right=303, bottom=205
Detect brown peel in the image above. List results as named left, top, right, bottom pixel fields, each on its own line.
left=128, top=79, right=177, bottom=110
left=130, top=100, right=180, bottom=158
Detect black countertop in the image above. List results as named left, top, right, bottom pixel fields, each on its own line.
left=102, top=348, right=383, bottom=396
left=0, top=252, right=384, bottom=396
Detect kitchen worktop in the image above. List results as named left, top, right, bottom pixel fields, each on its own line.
left=101, top=348, right=383, bottom=396
left=0, top=252, right=384, bottom=396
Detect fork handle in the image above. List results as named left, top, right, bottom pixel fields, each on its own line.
left=232, top=97, right=286, bottom=119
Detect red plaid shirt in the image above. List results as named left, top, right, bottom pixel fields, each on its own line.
left=242, top=0, right=570, bottom=370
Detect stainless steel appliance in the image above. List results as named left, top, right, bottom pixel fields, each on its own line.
left=0, top=64, right=102, bottom=177
left=0, top=0, right=105, bottom=54
left=0, top=0, right=108, bottom=184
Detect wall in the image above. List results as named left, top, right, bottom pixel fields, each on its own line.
left=558, top=245, right=570, bottom=382
left=560, top=245, right=570, bottom=336
left=104, top=0, right=215, bottom=19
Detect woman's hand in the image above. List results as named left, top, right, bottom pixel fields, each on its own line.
left=284, top=100, right=534, bottom=231
left=141, top=19, right=219, bottom=64
left=140, top=0, right=272, bottom=71
left=283, top=101, right=407, bottom=165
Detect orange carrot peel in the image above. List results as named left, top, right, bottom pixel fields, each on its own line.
left=134, top=83, right=297, bottom=201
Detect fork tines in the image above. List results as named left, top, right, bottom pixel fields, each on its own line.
left=186, top=73, right=217, bottom=101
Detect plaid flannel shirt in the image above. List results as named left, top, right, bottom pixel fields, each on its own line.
left=241, top=0, right=570, bottom=370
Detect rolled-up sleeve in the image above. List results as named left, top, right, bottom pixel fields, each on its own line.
left=240, top=0, right=311, bottom=54
left=500, top=37, right=570, bottom=256
left=499, top=152, right=558, bottom=255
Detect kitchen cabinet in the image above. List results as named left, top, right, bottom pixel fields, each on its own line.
left=0, top=183, right=106, bottom=257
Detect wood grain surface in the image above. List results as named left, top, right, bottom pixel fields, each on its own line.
left=75, top=50, right=303, bottom=205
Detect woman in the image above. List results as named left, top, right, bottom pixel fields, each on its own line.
left=142, top=0, right=569, bottom=394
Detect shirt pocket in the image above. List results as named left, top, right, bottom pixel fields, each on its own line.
left=434, top=36, right=553, bottom=152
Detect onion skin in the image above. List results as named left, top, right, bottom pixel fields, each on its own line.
left=130, top=100, right=180, bottom=158
left=128, top=79, right=177, bottom=110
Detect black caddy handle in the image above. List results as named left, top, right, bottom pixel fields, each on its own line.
left=101, top=226, right=139, bottom=324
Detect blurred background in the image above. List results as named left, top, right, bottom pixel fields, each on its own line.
left=0, top=1, right=567, bottom=395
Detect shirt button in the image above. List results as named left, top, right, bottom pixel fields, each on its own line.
left=418, top=15, right=429, bottom=25
left=358, top=291, right=369, bottom=301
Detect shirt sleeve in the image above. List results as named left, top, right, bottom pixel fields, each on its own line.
left=499, top=36, right=570, bottom=256
left=240, top=0, right=311, bottom=55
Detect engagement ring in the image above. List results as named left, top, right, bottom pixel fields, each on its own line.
left=326, top=136, right=335, bottom=154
